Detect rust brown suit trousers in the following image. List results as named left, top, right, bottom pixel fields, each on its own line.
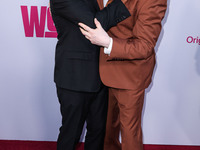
left=97, top=0, right=167, bottom=150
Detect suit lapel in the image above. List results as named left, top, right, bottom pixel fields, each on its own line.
left=97, top=0, right=104, bottom=10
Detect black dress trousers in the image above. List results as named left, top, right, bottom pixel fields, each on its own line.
left=56, top=85, right=108, bottom=150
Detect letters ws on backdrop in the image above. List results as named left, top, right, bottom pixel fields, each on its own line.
left=21, top=6, right=57, bottom=38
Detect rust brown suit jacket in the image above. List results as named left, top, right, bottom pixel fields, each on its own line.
left=97, top=0, right=167, bottom=90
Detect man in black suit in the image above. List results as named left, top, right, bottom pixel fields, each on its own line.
left=50, top=0, right=130, bottom=150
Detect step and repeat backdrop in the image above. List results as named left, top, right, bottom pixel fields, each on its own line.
left=0, top=0, right=200, bottom=146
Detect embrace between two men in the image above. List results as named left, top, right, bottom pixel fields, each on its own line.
left=50, top=0, right=167, bottom=150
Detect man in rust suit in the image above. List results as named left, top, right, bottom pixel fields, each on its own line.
left=79, top=0, right=167, bottom=150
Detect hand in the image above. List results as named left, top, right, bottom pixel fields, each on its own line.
left=79, top=18, right=111, bottom=48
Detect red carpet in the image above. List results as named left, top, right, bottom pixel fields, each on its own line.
left=0, top=140, right=199, bottom=150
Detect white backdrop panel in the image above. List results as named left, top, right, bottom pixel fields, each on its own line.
left=0, top=0, right=200, bottom=145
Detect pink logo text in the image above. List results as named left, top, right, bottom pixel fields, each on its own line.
left=186, top=36, right=200, bottom=45
left=21, top=6, right=57, bottom=38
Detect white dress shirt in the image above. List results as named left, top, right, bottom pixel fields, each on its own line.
left=103, top=0, right=108, bottom=6
left=103, top=0, right=113, bottom=55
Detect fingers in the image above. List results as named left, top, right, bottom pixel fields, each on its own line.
left=94, top=18, right=102, bottom=29
left=79, top=27, right=91, bottom=39
left=78, top=23, right=92, bottom=32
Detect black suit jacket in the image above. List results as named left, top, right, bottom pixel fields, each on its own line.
left=50, top=0, right=130, bottom=92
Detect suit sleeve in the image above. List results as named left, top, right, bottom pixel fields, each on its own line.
left=50, top=0, right=130, bottom=31
left=108, top=0, right=167, bottom=60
